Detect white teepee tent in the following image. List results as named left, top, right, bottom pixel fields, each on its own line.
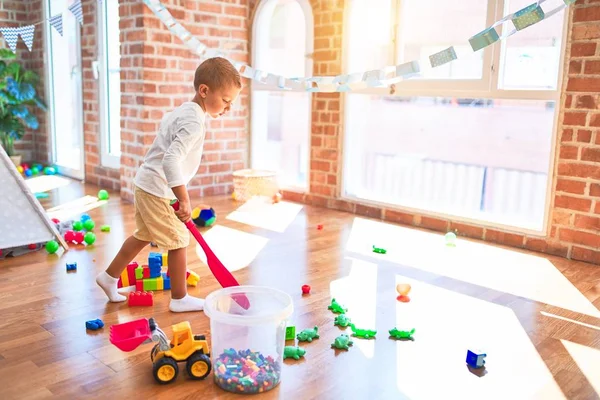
left=0, top=146, right=68, bottom=253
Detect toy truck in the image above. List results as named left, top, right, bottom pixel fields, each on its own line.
left=110, top=317, right=211, bottom=384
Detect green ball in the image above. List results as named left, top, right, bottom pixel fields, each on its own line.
left=83, top=219, right=95, bottom=231
left=84, top=232, right=96, bottom=245
left=45, top=240, right=59, bottom=254
left=98, top=190, right=109, bottom=200
left=72, top=221, right=83, bottom=231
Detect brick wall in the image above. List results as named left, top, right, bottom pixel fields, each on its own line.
left=0, top=0, right=47, bottom=164
left=118, top=0, right=251, bottom=202
left=279, top=2, right=600, bottom=265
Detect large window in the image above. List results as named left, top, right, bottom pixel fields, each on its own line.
left=251, top=0, right=313, bottom=190
left=342, top=0, right=566, bottom=232
left=98, top=0, right=122, bottom=169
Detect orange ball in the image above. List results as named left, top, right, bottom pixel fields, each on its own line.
left=396, top=283, right=411, bottom=296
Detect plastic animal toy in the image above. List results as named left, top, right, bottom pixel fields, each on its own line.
left=334, top=314, right=352, bottom=327
left=283, top=346, right=306, bottom=360
left=350, top=324, right=377, bottom=339
left=331, top=334, right=353, bottom=350
left=328, top=298, right=347, bottom=314
left=389, top=328, right=415, bottom=340
left=296, top=326, right=319, bottom=342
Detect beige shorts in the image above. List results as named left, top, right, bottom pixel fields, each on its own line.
left=133, top=185, right=190, bottom=250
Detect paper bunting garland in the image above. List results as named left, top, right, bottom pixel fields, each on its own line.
left=0, top=27, right=19, bottom=52
left=18, top=25, right=35, bottom=52
left=68, top=0, right=83, bottom=26
left=49, top=14, right=63, bottom=36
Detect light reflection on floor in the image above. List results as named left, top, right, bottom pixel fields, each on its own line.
left=225, top=197, right=304, bottom=232
left=46, top=195, right=107, bottom=221
left=24, top=174, right=73, bottom=193
left=561, top=340, right=600, bottom=397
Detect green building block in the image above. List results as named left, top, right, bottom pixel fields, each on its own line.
left=135, top=266, right=144, bottom=280
left=285, top=325, right=296, bottom=340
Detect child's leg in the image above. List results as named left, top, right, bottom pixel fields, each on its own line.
left=96, top=235, right=149, bottom=302
left=168, top=247, right=205, bottom=312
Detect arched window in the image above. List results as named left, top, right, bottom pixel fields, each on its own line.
left=251, top=0, right=313, bottom=190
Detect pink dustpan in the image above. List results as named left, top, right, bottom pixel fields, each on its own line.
left=109, top=318, right=152, bottom=352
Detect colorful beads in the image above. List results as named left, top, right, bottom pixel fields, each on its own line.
left=214, top=348, right=281, bottom=394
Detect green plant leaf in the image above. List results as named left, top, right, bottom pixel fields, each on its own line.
left=22, top=70, right=39, bottom=85
left=0, top=48, right=16, bottom=60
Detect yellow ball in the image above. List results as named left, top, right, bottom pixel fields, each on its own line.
left=17, top=166, right=24, bottom=173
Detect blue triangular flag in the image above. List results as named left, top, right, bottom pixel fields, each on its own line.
left=0, top=27, right=19, bottom=52
left=49, top=14, right=63, bottom=36
left=68, top=0, right=83, bottom=25
left=18, top=25, right=35, bottom=52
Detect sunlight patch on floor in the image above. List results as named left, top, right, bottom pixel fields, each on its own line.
left=541, top=311, right=600, bottom=331
left=46, top=195, right=107, bottom=221
left=561, top=340, right=600, bottom=397
left=345, top=217, right=600, bottom=318
left=226, top=197, right=303, bottom=232
left=329, top=257, right=378, bottom=358
left=392, top=275, right=565, bottom=400
left=24, top=174, right=73, bottom=193
left=195, top=225, right=269, bottom=272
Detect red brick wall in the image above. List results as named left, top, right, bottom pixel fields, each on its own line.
left=279, top=2, right=600, bottom=265
left=118, top=0, right=251, bottom=202
left=0, top=0, right=47, bottom=164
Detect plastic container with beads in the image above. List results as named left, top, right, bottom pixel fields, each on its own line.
left=232, top=169, right=279, bottom=202
left=204, top=286, right=293, bottom=394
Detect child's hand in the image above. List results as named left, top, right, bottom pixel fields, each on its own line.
left=174, top=200, right=192, bottom=222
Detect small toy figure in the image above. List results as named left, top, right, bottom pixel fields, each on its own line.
left=372, top=245, right=386, bottom=254
left=350, top=324, right=377, bottom=339
left=285, top=325, right=296, bottom=340
left=86, top=318, right=104, bottom=330
left=328, top=298, right=347, bottom=314
left=466, top=349, right=486, bottom=369
left=66, top=262, right=77, bottom=271
left=334, top=314, right=352, bottom=327
left=302, top=284, right=310, bottom=294
left=389, top=328, right=415, bottom=340
left=296, top=326, right=319, bottom=342
left=331, top=334, right=353, bottom=350
left=283, top=346, right=306, bottom=360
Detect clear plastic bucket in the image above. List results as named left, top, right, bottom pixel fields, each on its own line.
left=204, top=286, right=293, bottom=394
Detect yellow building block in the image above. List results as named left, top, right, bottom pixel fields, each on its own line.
left=162, top=253, right=168, bottom=267
left=187, top=270, right=199, bottom=287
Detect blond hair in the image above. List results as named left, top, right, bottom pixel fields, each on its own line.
left=194, top=57, right=242, bottom=91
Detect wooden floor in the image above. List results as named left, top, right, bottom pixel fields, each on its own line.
left=2, top=177, right=600, bottom=400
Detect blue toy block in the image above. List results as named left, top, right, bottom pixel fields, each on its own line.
left=466, top=349, right=486, bottom=368
left=66, top=262, right=77, bottom=271
left=149, top=264, right=162, bottom=278
left=86, top=318, right=104, bottom=330
left=162, top=272, right=171, bottom=290
left=149, top=252, right=162, bottom=265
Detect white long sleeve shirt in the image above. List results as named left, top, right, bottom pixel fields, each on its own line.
left=134, top=102, right=206, bottom=199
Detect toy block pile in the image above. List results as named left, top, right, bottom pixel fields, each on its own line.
left=117, top=252, right=200, bottom=291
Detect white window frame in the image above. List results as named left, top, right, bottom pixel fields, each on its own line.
left=340, top=0, right=570, bottom=236
left=250, top=0, right=314, bottom=192
left=97, top=0, right=121, bottom=170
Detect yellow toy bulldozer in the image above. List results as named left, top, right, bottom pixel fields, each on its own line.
left=110, top=317, right=212, bottom=384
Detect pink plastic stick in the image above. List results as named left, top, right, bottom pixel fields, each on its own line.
left=170, top=201, right=250, bottom=309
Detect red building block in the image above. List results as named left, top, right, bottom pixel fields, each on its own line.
left=136, top=280, right=144, bottom=292
left=118, top=262, right=139, bottom=288
left=128, top=291, right=154, bottom=307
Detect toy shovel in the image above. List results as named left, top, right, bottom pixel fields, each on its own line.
left=170, top=200, right=250, bottom=309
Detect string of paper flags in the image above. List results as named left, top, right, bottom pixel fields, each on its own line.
left=144, top=0, right=575, bottom=93
left=0, top=0, right=91, bottom=53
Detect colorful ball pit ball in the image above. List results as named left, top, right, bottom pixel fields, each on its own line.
left=84, top=232, right=96, bottom=245
left=45, top=240, right=59, bottom=254
left=98, top=189, right=109, bottom=200
left=72, top=221, right=83, bottom=231
left=83, top=219, right=95, bottom=231
left=192, top=207, right=216, bottom=227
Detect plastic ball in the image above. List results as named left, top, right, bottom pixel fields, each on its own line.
left=83, top=219, right=95, bottom=231
left=74, top=231, right=85, bottom=244
left=72, top=221, right=83, bottom=231
left=44, top=166, right=56, bottom=175
left=51, top=218, right=60, bottom=224
left=192, top=207, right=216, bottom=227
left=17, top=165, right=23, bottom=173
left=25, top=169, right=32, bottom=177
left=45, top=240, right=59, bottom=254
left=84, top=232, right=96, bottom=245
left=31, top=167, right=39, bottom=175
left=98, top=189, right=109, bottom=200
left=80, top=213, right=91, bottom=222
left=64, top=230, right=75, bottom=242
left=445, top=232, right=457, bottom=246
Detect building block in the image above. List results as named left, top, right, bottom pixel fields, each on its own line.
left=86, top=318, right=104, bottom=330
left=66, top=262, right=77, bottom=271
left=143, top=276, right=163, bottom=291
left=148, top=252, right=162, bottom=268
left=285, top=325, right=296, bottom=340
left=148, top=264, right=161, bottom=279
left=162, top=272, right=171, bottom=290
left=135, top=266, right=144, bottom=280
left=187, top=270, right=199, bottom=286
left=466, top=349, right=486, bottom=368
left=117, top=262, right=138, bottom=288
left=162, top=252, right=168, bottom=266
left=136, top=280, right=144, bottom=292
left=128, top=291, right=154, bottom=306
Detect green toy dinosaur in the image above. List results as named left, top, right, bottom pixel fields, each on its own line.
left=331, top=334, right=353, bottom=350
left=334, top=314, right=352, bottom=327
left=283, top=346, right=307, bottom=360
left=350, top=323, right=377, bottom=339
left=389, top=328, right=415, bottom=340
left=296, top=326, right=320, bottom=342
left=328, top=298, right=347, bottom=314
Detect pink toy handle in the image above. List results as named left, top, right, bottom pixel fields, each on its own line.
left=170, top=200, right=250, bottom=309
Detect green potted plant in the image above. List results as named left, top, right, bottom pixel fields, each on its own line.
left=0, top=48, right=46, bottom=166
